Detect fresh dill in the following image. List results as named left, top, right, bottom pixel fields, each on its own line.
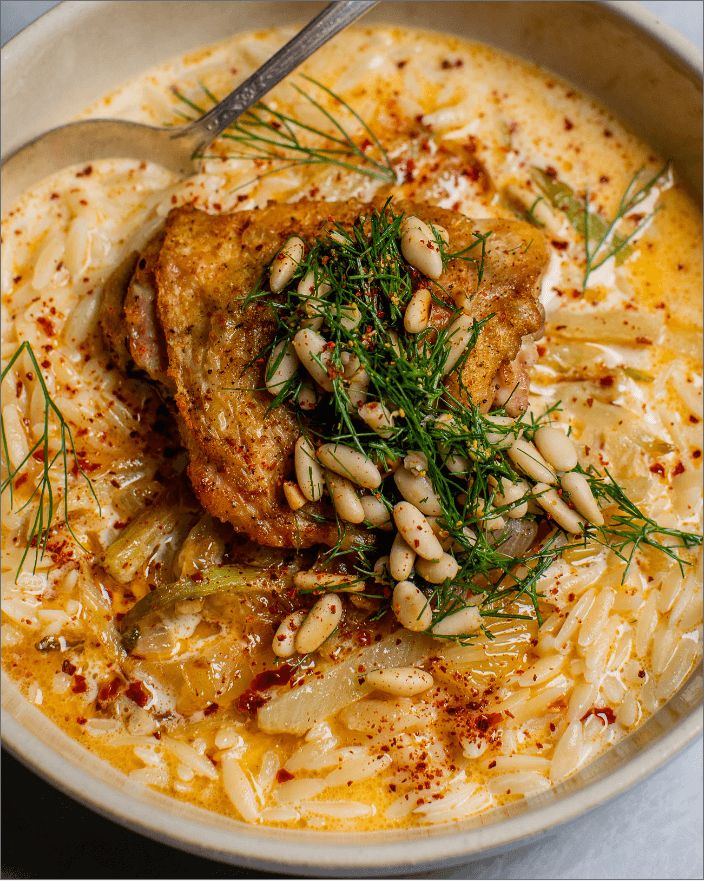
left=581, top=466, right=701, bottom=576
left=171, top=75, right=396, bottom=185
left=0, top=341, right=100, bottom=576
left=533, top=164, right=669, bottom=289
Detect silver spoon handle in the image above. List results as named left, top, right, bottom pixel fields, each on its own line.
left=185, top=1, right=377, bottom=151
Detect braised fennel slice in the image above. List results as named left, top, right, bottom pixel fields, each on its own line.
left=120, top=564, right=294, bottom=652
left=243, top=201, right=701, bottom=645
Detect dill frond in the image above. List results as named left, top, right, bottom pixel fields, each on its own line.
left=533, top=164, right=670, bottom=289
left=171, top=75, right=396, bottom=185
left=1, top=341, right=100, bottom=577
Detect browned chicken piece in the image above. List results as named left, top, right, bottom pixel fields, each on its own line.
left=99, top=250, right=138, bottom=371
left=123, top=232, right=172, bottom=389
left=101, top=199, right=546, bottom=547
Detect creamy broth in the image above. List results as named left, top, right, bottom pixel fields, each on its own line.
left=1, top=25, right=701, bottom=832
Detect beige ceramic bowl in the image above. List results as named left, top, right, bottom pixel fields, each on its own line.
left=2, top=2, right=702, bottom=875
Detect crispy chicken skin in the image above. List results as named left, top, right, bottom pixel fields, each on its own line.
left=101, top=200, right=547, bottom=547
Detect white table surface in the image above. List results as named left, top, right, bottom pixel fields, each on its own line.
left=1, top=2, right=702, bottom=878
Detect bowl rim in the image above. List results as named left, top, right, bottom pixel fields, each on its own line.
left=1, top=0, right=702, bottom=874
left=3, top=676, right=702, bottom=876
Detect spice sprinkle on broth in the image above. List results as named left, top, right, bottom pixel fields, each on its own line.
left=1, top=26, right=701, bottom=832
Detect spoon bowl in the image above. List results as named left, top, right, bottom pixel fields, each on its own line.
left=0, top=0, right=376, bottom=208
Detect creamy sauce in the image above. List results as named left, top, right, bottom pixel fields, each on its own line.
left=1, top=25, right=701, bottom=832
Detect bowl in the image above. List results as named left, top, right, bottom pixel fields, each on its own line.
left=2, top=2, right=702, bottom=875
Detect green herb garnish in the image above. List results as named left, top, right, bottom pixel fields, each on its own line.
left=1, top=341, right=100, bottom=577
left=172, top=75, right=396, bottom=186
left=533, top=164, right=669, bottom=289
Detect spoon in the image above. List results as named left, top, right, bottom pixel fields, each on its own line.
left=0, top=0, right=377, bottom=207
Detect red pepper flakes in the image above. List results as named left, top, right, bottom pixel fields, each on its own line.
left=237, top=689, right=268, bottom=714
left=97, top=676, right=123, bottom=703
left=36, top=316, right=55, bottom=337
left=62, top=659, right=77, bottom=675
left=598, top=375, right=614, bottom=388
left=649, top=463, right=665, bottom=476
left=672, top=462, right=685, bottom=477
left=581, top=706, right=616, bottom=725
left=355, top=628, right=372, bottom=646
left=250, top=665, right=294, bottom=691
left=125, top=680, right=149, bottom=707
left=551, top=240, right=569, bottom=251
left=72, top=675, right=88, bottom=694
left=276, top=768, right=295, bottom=784
left=203, top=702, right=219, bottom=716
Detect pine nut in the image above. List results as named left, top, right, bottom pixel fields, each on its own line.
left=392, top=580, right=432, bottom=631
left=297, top=382, right=318, bottom=411
left=365, top=667, right=434, bottom=697
left=340, top=304, right=362, bottom=332
left=341, top=351, right=361, bottom=379
left=393, top=467, right=442, bottom=516
left=404, top=288, right=432, bottom=334
left=297, top=269, right=331, bottom=299
left=317, top=443, right=381, bottom=489
left=297, top=270, right=330, bottom=329
left=474, top=499, right=506, bottom=532
left=360, top=495, right=392, bottom=530
left=442, top=313, right=477, bottom=375
left=444, top=453, right=470, bottom=474
left=560, top=471, right=604, bottom=526
left=329, top=230, right=348, bottom=245
left=265, top=340, right=299, bottom=395
left=299, top=299, right=325, bottom=330
left=404, top=451, right=428, bottom=474
left=416, top=553, right=459, bottom=584
left=485, top=415, right=521, bottom=448
left=294, top=436, right=324, bottom=502
left=293, top=328, right=333, bottom=391
left=393, top=501, right=444, bottom=561
left=400, top=216, right=443, bottom=279
left=358, top=401, right=395, bottom=438
left=272, top=609, right=307, bottom=658
left=533, top=483, right=585, bottom=534
left=431, top=605, right=481, bottom=637
left=347, top=367, right=369, bottom=411
left=492, top=478, right=530, bottom=519
left=508, top=438, right=556, bottom=484
left=283, top=480, right=307, bottom=511
left=389, top=532, right=416, bottom=581
left=534, top=425, right=578, bottom=471
left=293, top=570, right=363, bottom=591
left=269, top=236, right=304, bottom=293
left=325, top=471, right=365, bottom=523
left=295, top=593, right=343, bottom=654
